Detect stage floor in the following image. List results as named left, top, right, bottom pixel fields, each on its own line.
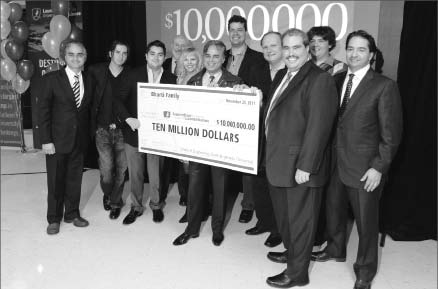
left=1, top=148, right=436, bottom=289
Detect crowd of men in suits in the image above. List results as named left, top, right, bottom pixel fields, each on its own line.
left=38, top=14, right=402, bottom=289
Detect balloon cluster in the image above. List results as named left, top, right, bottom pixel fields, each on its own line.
left=42, top=0, right=83, bottom=59
left=1, top=1, right=33, bottom=94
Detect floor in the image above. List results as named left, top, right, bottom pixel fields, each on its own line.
left=1, top=148, right=436, bottom=289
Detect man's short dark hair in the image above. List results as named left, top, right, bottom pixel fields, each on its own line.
left=260, top=31, right=281, bottom=47
left=203, top=40, right=226, bottom=57
left=228, top=15, right=247, bottom=31
left=109, top=40, right=130, bottom=57
left=345, top=30, right=377, bottom=54
left=146, top=40, right=166, bottom=55
left=59, top=40, right=86, bottom=61
left=307, top=26, right=337, bottom=51
left=281, top=28, right=309, bottom=47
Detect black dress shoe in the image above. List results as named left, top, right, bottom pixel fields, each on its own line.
left=267, top=251, right=287, bottom=263
left=47, top=223, right=60, bottom=235
left=109, top=207, right=121, bottom=219
left=64, top=216, right=89, bottom=227
left=212, top=232, right=224, bottom=246
left=265, top=233, right=282, bottom=247
left=173, top=232, right=199, bottom=246
left=122, top=209, right=143, bottom=225
left=354, top=279, right=371, bottom=289
left=266, top=271, right=309, bottom=288
left=152, top=209, right=164, bottom=223
left=179, top=212, right=187, bottom=223
left=103, top=195, right=111, bottom=211
left=310, top=250, right=346, bottom=262
left=245, top=226, right=268, bottom=235
left=238, top=209, right=254, bottom=223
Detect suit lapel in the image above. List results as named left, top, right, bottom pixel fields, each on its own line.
left=59, top=68, right=77, bottom=106
left=263, top=68, right=286, bottom=120
left=78, top=71, right=91, bottom=110
left=340, top=68, right=375, bottom=120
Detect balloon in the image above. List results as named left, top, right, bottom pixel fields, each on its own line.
left=5, top=39, right=23, bottom=61
left=12, top=73, right=30, bottom=94
left=41, top=31, right=60, bottom=59
left=0, top=58, right=16, bottom=81
left=51, top=0, right=69, bottom=16
left=1, top=20, right=11, bottom=39
left=67, top=23, right=83, bottom=42
left=50, top=15, right=71, bottom=42
left=8, top=2, right=22, bottom=23
left=0, top=1, right=11, bottom=20
left=0, top=38, right=9, bottom=59
left=10, top=21, right=29, bottom=43
left=17, top=60, right=35, bottom=81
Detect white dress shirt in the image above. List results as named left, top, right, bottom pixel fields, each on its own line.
left=202, top=70, right=222, bottom=86
left=340, top=64, right=370, bottom=105
left=65, top=66, right=84, bottom=104
left=147, top=66, right=164, bottom=84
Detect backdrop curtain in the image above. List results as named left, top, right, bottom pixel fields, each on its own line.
left=380, top=1, right=437, bottom=241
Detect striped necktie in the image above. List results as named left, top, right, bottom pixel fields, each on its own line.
left=265, top=71, right=293, bottom=134
left=73, top=74, right=81, bottom=108
left=339, top=73, right=354, bottom=117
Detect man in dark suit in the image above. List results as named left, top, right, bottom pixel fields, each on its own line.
left=89, top=40, right=129, bottom=220
left=311, top=30, right=403, bottom=289
left=264, top=29, right=338, bottom=288
left=114, top=40, right=177, bottom=225
left=173, top=40, right=243, bottom=247
left=162, top=35, right=192, bottom=74
left=224, top=14, right=266, bottom=224
left=39, top=40, right=93, bottom=235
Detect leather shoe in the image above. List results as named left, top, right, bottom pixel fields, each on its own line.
left=267, top=251, right=287, bottom=263
left=310, top=250, right=346, bottom=262
left=64, top=216, right=89, bottom=227
left=173, top=232, right=199, bottom=246
left=265, top=233, right=282, bottom=247
left=122, top=209, right=143, bottom=225
left=103, top=195, right=111, bottom=211
left=212, top=232, right=224, bottom=246
left=152, top=209, right=164, bottom=223
left=354, top=279, right=371, bottom=289
left=109, top=207, right=121, bottom=219
left=266, top=271, right=309, bottom=288
left=238, top=209, right=253, bottom=223
left=245, top=226, right=268, bottom=235
left=179, top=212, right=187, bottom=223
left=46, top=223, right=60, bottom=235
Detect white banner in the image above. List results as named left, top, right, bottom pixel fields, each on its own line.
left=137, top=83, right=260, bottom=174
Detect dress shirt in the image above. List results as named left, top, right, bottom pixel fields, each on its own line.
left=227, top=44, right=247, bottom=76
left=147, top=66, right=164, bottom=84
left=340, top=64, right=370, bottom=105
left=65, top=66, right=84, bottom=103
left=202, top=70, right=222, bottom=86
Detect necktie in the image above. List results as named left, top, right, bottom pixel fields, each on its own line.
left=73, top=74, right=81, bottom=108
left=265, top=71, right=293, bottom=134
left=173, top=60, right=178, bottom=75
left=339, top=73, right=354, bottom=117
left=209, top=75, right=215, bottom=86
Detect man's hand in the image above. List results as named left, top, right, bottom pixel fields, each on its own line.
left=295, top=169, right=310, bottom=184
left=360, top=168, right=382, bottom=192
left=42, top=143, right=56, bottom=155
left=125, top=118, right=140, bottom=131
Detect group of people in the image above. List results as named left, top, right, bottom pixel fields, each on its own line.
left=38, top=14, right=403, bottom=289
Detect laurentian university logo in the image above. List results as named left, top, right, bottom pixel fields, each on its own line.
left=32, top=8, right=42, bottom=21
left=163, top=111, right=171, bottom=118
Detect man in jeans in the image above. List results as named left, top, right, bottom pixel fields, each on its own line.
left=89, top=40, right=130, bottom=219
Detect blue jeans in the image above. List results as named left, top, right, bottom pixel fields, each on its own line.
left=95, top=127, right=127, bottom=208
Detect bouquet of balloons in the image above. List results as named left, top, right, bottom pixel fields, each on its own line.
left=0, top=1, right=33, bottom=94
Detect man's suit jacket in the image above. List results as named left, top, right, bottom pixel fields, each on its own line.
left=114, top=65, right=177, bottom=147
left=263, top=61, right=338, bottom=188
left=224, top=46, right=266, bottom=87
left=163, top=57, right=174, bottom=73
left=333, top=69, right=403, bottom=188
left=38, top=67, right=92, bottom=154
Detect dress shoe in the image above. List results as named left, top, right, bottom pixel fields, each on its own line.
left=64, top=216, right=89, bottom=227
left=267, top=251, right=287, bottom=263
left=238, top=209, right=254, bottom=223
left=354, top=279, right=371, bottom=289
left=179, top=212, right=187, bottom=223
left=173, top=232, right=199, bottom=245
left=122, top=209, right=143, bottom=225
left=212, top=232, right=224, bottom=246
left=103, top=195, right=111, bottom=211
left=266, top=271, right=309, bottom=288
left=245, top=226, right=268, bottom=235
left=152, top=209, right=164, bottom=223
left=46, top=223, right=60, bottom=235
left=179, top=198, right=187, bottom=206
left=265, top=233, right=282, bottom=247
left=109, top=207, right=121, bottom=219
left=310, top=250, right=346, bottom=262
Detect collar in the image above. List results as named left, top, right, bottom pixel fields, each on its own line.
left=65, top=66, right=82, bottom=79
left=146, top=66, right=163, bottom=75
left=347, top=64, right=370, bottom=79
left=231, top=44, right=247, bottom=56
left=206, top=70, right=222, bottom=80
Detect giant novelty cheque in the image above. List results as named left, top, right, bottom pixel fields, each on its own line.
left=137, top=83, right=260, bottom=174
